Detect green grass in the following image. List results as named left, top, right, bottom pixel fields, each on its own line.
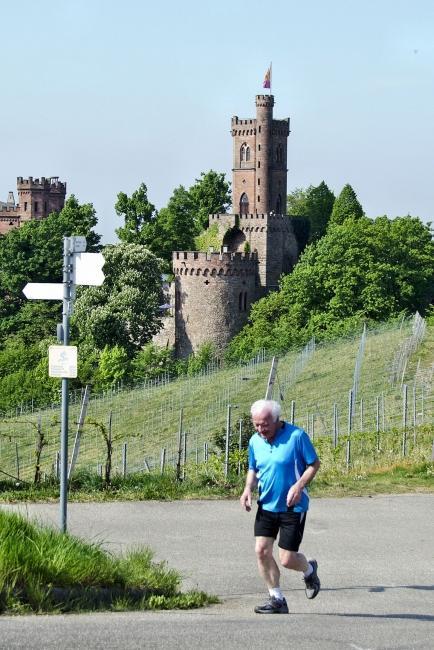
left=0, top=320, right=432, bottom=483
left=0, top=509, right=218, bottom=614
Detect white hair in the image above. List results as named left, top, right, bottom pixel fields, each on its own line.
left=250, top=399, right=281, bottom=422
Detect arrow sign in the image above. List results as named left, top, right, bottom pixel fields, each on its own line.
left=23, top=283, right=64, bottom=300
left=73, top=252, right=105, bottom=286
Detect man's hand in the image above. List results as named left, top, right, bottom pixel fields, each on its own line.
left=286, top=482, right=303, bottom=508
left=240, top=488, right=252, bottom=512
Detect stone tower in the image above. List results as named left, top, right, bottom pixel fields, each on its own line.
left=0, top=176, right=66, bottom=235
left=155, top=93, right=298, bottom=357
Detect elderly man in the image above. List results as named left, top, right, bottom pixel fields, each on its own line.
left=240, top=399, right=321, bottom=614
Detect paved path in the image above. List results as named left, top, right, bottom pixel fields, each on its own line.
left=1, top=494, right=433, bottom=649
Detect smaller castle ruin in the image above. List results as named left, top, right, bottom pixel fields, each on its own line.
left=0, top=177, right=66, bottom=236
left=156, top=93, right=298, bottom=357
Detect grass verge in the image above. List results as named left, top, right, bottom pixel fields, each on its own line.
left=0, top=458, right=433, bottom=503
left=0, top=510, right=218, bottom=614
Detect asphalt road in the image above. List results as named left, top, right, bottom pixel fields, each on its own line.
left=1, top=494, right=433, bottom=650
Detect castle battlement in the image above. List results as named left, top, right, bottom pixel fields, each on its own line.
left=173, top=250, right=257, bottom=263
left=210, top=212, right=288, bottom=221
left=17, top=176, right=66, bottom=191
left=231, top=116, right=257, bottom=126
left=0, top=205, right=20, bottom=214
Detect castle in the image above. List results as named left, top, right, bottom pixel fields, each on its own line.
left=158, top=93, right=298, bottom=357
left=0, top=177, right=66, bottom=236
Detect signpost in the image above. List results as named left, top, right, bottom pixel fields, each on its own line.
left=22, top=236, right=104, bottom=533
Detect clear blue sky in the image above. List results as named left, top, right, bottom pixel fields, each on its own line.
left=1, top=0, right=433, bottom=242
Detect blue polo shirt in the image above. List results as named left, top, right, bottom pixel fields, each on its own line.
left=248, top=422, right=318, bottom=513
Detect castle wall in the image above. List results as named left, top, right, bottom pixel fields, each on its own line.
left=173, top=251, right=257, bottom=357
left=0, top=177, right=67, bottom=235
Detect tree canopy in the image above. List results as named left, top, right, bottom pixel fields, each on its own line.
left=0, top=195, right=101, bottom=342
left=114, top=171, right=231, bottom=267
left=72, top=243, right=165, bottom=355
left=227, top=214, right=434, bottom=360
left=329, top=183, right=364, bottom=226
left=115, top=182, right=156, bottom=245
left=287, top=182, right=335, bottom=246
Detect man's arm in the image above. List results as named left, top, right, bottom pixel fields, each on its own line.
left=286, top=458, right=320, bottom=508
left=240, top=469, right=257, bottom=512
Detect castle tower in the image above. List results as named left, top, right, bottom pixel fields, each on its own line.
left=173, top=251, right=258, bottom=357
left=17, top=176, right=66, bottom=222
left=231, top=94, right=289, bottom=216
left=155, top=92, right=298, bottom=357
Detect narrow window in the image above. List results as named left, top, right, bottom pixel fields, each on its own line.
left=258, top=125, right=261, bottom=133
left=44, top=201, right=47, bottom=213
left=24, top=202, right=27, bottom=211
left=239, top=292, right=243, bottom=310
left=257, top=178, right=260, bottom=186
left=246, top=146, right=250, bottom=162
left=258, top=161, right=261, bottom=168
left=243, top=292, right=247, bottom=311
left=240, top=144, right=245, bottom=162
left=240, top=193, right=249, bottom=214
left=34, top=201, right=38, bottom=213
left=258, top=195, right=260, bottom=202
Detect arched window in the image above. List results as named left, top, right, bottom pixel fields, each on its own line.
left=276, top=194, right=282, bottom=214
left=245, top=146, right=250, bottom=162
left=240, top=193, right=249, bottom=215
left=240, top=143, right=249, bottom=163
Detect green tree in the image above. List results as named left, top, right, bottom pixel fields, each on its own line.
left=115, top=183, right=156, bottom=244
left=329, top=183, right=364, bottom=226
left=72, top=243, right=164, bottom=355
left=189, top=170, right=231, bottom=230
left=0, top=195, right=101, bottom=341
left=287, top=182, right=335, bottom=243
left=227, top=215, right=434, bottom=359
left=150, top=186, right=198, bottom=265
left=95, top=345, right=130, bottom=389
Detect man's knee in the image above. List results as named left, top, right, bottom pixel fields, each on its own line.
left=279, top=549, right=299, bottom=569
left=255, top=538, right=274, bottom=562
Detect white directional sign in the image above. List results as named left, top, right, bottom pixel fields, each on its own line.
left=49, top=345, right=78, bottom=378
left=73, top=252, right=105, bottom=286
left=23, top=283, right=64, bottom=300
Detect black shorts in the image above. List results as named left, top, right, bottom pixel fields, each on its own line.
left=254, top=505, right=307, bottom=551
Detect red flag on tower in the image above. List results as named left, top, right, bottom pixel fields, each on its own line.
left=263, top=64, right=272, bottom=89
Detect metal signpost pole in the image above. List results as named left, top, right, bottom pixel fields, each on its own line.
left=60, top=237, right=72, bottom=533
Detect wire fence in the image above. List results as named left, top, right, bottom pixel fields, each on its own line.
left=0, top=316, right=432, bottom=483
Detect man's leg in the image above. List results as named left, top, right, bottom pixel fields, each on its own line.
left=254, top=536, right=289, bottom=614
left=278, top=512, right=321, bottom=599
left=255, top=536, right=280, bottom=589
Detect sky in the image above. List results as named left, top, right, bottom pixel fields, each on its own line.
left=1, top=0, right=433, bottom=243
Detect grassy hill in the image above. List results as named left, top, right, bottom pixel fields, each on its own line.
left=0, top=318, right=432, bottom=483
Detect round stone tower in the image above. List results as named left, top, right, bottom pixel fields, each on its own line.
left=173, top=251, right=258, bottom=357
left=255, top=94, right=274, bottom=214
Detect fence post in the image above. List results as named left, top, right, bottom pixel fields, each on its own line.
left=160, top=448, right=166, bottom=474
left=346, top=439, right=351, bottom=470
left=381, top=392, right=385, bottom=431
left=122, top=443, right=127, bottom=477
left=144, top=458, right=150, bottom=473
left=402, top=384, right=408, bottom=431
left=55, top=451, right=60, bottom=479
left=360, top=398, right=364, bottom=432
left=15, top=442, right=20, bottom=481
left=224, top=404, right=232, bottom=479
left=238, top=419, right=243, bottom=476
left=376, top=396, right=380, bottom=433
left=310, top=414, right=315, bottom=441
left=333, top=403, right=338, bottom=448
left=290, top=400, right=295, bottom=425
left=182, top=431, right=187, bottom=479
left=402, top=384, right=408, bottom=457
left=204, top=441, right=208, bottom=463
left=348, top=389, right=354, bottom=435
left=176, top=408, right=183, bottom=481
